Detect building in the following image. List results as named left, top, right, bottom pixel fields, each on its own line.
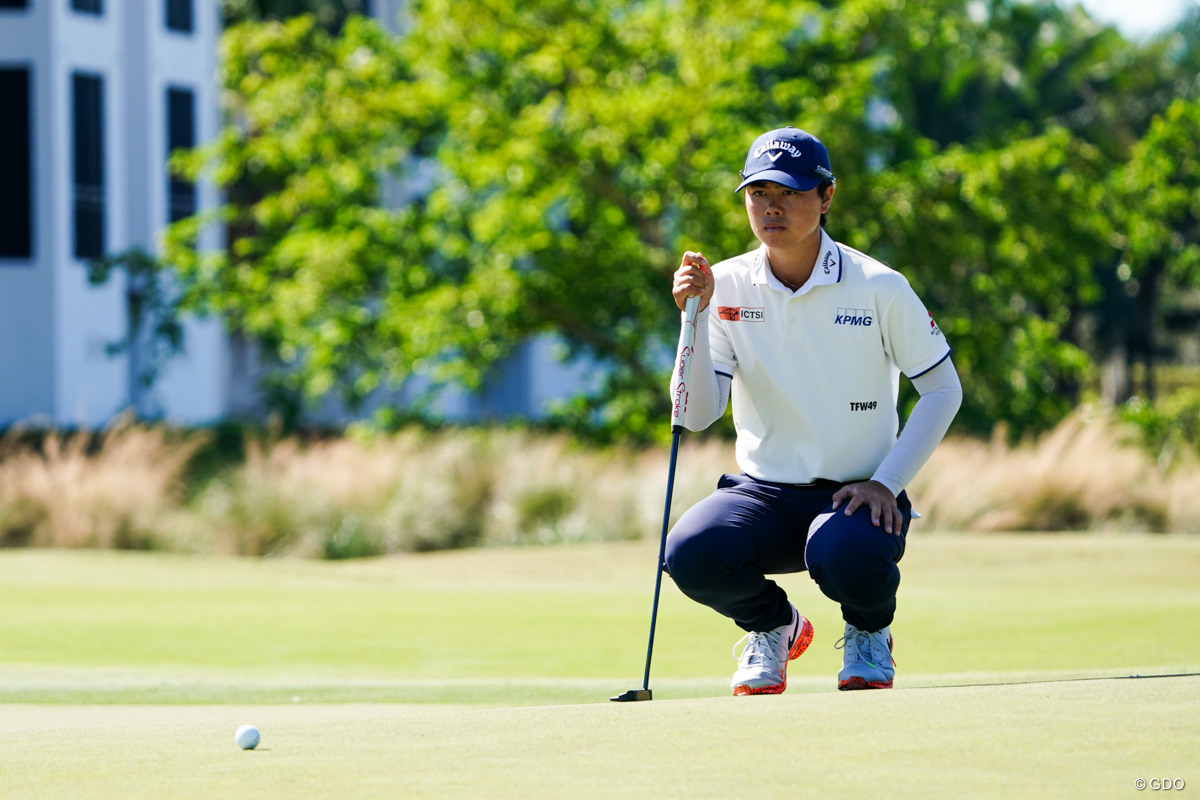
left=0, top=0, right=228, bottom=427
left=0, top=0, right=591, bottom=429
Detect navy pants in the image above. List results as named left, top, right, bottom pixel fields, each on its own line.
left=664, top=473, right=911, bottom=633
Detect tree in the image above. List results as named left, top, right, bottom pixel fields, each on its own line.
left=1105, top=98, right=1200, bottom=400
left=165, top=17, right=522, bottom=422
left=175, top=1, right=875, bottom=436
left=868, top=0, right=1181, bottom=156
left=867, top=129, right=1110, bottom=434
left=168, top=0, right=1197, bottom=440
left=394, top=0, right=855, bottom=436
left=817, top=0, right=1200, bottom=433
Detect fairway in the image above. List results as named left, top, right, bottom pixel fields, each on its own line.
left=0, top=533, right=1197, bottom=798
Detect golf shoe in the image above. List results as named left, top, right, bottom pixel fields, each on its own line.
left=835, top=623, right=895, bottom=690
left=731, top=605, right=814, bottom=696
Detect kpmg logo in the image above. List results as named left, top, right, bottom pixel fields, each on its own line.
left=718, top=306, right=765, bottom=322
left=835, top=307, right=873, bottom=327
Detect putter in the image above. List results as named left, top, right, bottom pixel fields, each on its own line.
left=612, top=294, right=701, bottom=703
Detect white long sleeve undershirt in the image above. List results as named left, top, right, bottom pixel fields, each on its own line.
left=869, top=357, right=962, bottom=495
left=674, top=307, right=724, bottom=430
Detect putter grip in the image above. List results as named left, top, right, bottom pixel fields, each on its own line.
left=670, top=295, right=701, bottom=429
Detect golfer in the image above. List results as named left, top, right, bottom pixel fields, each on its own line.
left=666, top=126, right=962, bottom=694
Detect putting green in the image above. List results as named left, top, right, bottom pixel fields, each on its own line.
left=0, top=533, right=1197, bottom=797
left=0, top=677, right=1195, bottom=799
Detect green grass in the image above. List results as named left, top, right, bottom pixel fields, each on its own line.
left=0, top=533, right=1197, bottom=798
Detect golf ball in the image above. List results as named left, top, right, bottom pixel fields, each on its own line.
left=235, top=724, right=261, bottom=750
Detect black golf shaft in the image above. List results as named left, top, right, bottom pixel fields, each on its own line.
left=640, top=423, right=684, bottom=693
left=613, top=294, right=699, bottom=702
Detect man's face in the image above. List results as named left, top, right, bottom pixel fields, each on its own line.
left=743, top=180, right=833, bottom=250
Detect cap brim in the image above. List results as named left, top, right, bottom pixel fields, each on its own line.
left=735, top=170, right=823, bottom=193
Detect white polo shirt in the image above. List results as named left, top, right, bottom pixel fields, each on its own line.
left=706, top=229, right=951, bottom=484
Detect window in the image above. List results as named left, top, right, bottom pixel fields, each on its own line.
left=166, top=86, right=196, bottom=223
left=0, top=68, right=32, bottom=258
left=0, top=1, right=31, bottom=10
left=72, top=72, right=105, bottom=259
left=165, top=0, right=192, bottom=33
left=70, top=0, right=102, bottom=13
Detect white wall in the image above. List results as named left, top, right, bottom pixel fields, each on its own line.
left=139, top=0, right=230, bottom=422
left=0, top=1, right=58, bottom=426
left=53, top=6, right=128, bottom=426
left=0, top=0, right=229, bottom=428
left=372, top=0, right=409, bottom=31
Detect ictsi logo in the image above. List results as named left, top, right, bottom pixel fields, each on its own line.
left=718, top=307, right=765, bottom=322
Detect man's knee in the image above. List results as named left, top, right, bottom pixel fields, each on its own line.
left=664, top=528, right=714, bottom=586
left=806, top=511, right=900, bottom=585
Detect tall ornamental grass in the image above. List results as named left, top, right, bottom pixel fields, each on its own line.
left=909, top=410, right=1200, bottom=532
left=0, top=418, right=206, bottom=550
left=0, top=409, right=1196, bottom=558
left=187, top=429, right=736, bottom=557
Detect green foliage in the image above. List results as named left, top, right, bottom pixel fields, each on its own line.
left=867, top=129, right=1109, bottom=435
left=1119, top=388, right=1200, bottom=468
left=167, top=1, right=1200, bottom=441
left=396, top=0, right=839, bottom=439
left=1113, top=99, right=1200, bottom=282
left=165, top=16, right=522, bottom=416
left=869, top=0, right=1178, bottom=155
left=1090, top=98, right=1200, bottom=396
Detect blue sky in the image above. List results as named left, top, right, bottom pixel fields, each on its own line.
left=1075, top=0, right=1195, bottom=38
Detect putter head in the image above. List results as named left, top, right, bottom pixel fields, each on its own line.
left=610, top=689, right=652, bottom=702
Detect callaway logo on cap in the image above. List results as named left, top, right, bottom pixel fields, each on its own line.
left=736, top=127, right=836, bottom=193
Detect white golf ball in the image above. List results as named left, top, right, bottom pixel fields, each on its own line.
left=235, top=724, right=261, bottom=750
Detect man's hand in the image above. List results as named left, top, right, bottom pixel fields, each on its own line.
left=831, top=480, right=902, bottom=535
left=673, top=251, right=714, bottom=312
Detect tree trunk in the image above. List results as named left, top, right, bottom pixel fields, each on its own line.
left=1101, top=343, right=1131, bottom=405
left=1135, top=257, right=1165, bottom=400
